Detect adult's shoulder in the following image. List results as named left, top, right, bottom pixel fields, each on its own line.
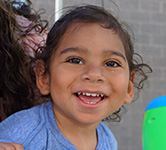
left=0, top=101, right=50, bottom=144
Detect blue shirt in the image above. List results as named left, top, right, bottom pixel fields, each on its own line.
left=0, top=101, right=117, bottom=150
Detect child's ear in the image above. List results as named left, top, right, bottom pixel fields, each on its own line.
left=124, top=72, right=135, bottom=104
left=35, top=60, right=50, bottom=95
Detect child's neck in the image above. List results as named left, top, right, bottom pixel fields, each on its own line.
left=54, top=113, right=99, bottom=150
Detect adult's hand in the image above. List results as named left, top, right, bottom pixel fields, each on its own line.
left=0, top=142, right=23, bottom=150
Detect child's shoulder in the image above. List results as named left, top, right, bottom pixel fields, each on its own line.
left=98, top=122, right=115, bottom=136
left=0, top=101, right=51, bottom=144
left=97, top=122, right=118, bottom=150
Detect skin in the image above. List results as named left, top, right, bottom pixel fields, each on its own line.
left=36, top=23, right=135, bottom=150
left=0, top=142, right=23, bottom=150
left=16, top=15, right=47, bottom=58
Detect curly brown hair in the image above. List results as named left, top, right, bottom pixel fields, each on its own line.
left=0, top=0, right=48, bottom=122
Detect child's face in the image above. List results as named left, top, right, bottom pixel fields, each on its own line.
left=37, top=23, right=134, bottom=126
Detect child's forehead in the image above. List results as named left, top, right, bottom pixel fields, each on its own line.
left=63, top=22, right=115, bottom=37
left=56, top=22, right=126, bottom=56
left=60, top=22, right=123, bottom=48
left=65, top=22, right=94, bottom=33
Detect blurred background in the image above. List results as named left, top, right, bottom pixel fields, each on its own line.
left=31, top=0, right=166, bottom=149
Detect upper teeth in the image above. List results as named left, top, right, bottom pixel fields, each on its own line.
left=78, top=92, right=104, bottom=98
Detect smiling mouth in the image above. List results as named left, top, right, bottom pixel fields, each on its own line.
left=75, top=92, right=105, bottom=105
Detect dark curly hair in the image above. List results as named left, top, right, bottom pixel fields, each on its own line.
left=36, top=4, right=152, bottom=122
left=0, top=0, right=48, bottom=122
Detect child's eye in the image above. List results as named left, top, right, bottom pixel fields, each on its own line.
left=66, top=57, right=83, bottom=64
left=104, top=61, right=120, bottom=67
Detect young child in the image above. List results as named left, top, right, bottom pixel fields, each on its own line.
left=0, top=4, right=152, bottom=150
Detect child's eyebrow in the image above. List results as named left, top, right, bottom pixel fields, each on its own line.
left=59, top=47, right=89, bottom=56
left=103, top=50, right=127, bottom=62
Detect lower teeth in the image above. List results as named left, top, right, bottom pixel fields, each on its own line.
left=83, top=100, right=97, bottom=104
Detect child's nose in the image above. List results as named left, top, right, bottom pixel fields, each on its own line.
left=80, top=65, right=105, bottom=83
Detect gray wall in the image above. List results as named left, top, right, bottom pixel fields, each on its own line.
left=31, top=0, right=166, bottom=150
left=30, top=0, right=55, bottom=29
